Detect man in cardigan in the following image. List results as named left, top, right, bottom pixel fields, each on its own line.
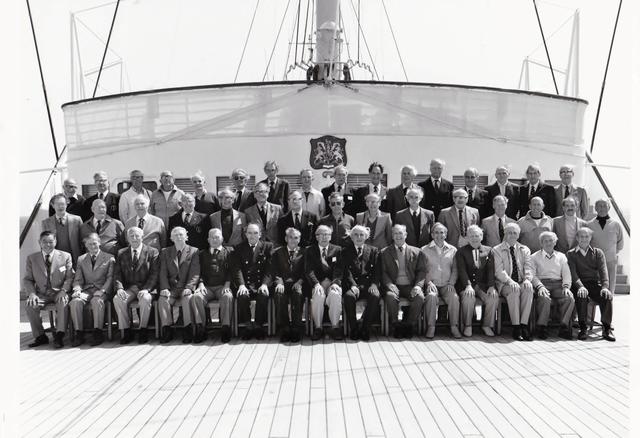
left=587, top=198, right=625, bottom=294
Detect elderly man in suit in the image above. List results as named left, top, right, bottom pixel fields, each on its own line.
left=277, top=190, right=318, bottom=247
left=342, top=225, right=381, bottom=341
left=355, top=193, right=392, bottom=249
left=587, top=198, right=624, bottom=294
left=518, top=163, right=556, bottom=218
left=322, top=165, right=356, bottom=217
left=234, top=223, right=273, bottom=340
left=553, top=196, right=587, bottom=253
left=306, top=224, right=344, bottom=340
left=191, top=170, right=219, bottom=215
left=567, top=227, right=615, bottom=341
left=192, top=228, right=236, bottom=343
left=24, top=231, right=74, bottom=348
left=482, top=195, right=516, bottom=247
left=555, top=164, right=589, bottom=218
left=386, top=164, right=419, bottom=220
left=113, top=226, right=160, bottom=344
left=124, top=195, right=167, bottom=251
left=456, top=225, right=499, bottom=337
left=158, top=227, right=201, bottom=343
left=210, top=187, right=247, bottom=246
left=299, top=168, right=325, bottom=218
left=381, top=224, right=426, bottom=339
left=80, top=198, right=125, bottom=256
left=245, top=182, right=283, bottom=243
left=353, top=161, right=387, bottom=214
left=231, top=168, right=255, bottom=212
left=168, top=193, right=210, bottom=250
left=517, top=196, right=553, bottom=253
left=463, top=167, right=490, bottom=219
left=492, top=222, right=534, bottom=341
left=149, top=170, right=185, bottom=228
left=394, top=186, right=435, bottom=248
left=419, top=158, right=454, bottom=220
left=437, top=188, right=480, bottom=248
left=259, top=160, right=290, bottom=212
left=81, top=170, right=120, bottom=221
left=531, top=231, right=575, bottom=340
left=271, top=227, right=306, bottom=343
left=49, top=178, right=85, bottom=217
left=119, top=169, right=153, bottom=224
left=69, top=233, right=115, bottom=346
left=42, top=193, right=83, bottom=266
left=486, top=166, right=520, bottom=219
left=319, top=191, right=355, bottom=246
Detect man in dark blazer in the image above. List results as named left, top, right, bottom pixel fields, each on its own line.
left=231, top=168, right=255, bottom=212
left=233, top=224, right=273, bottom=340
left=518, top=163, right=556, bottom=218
left=321, top=165, right=356, bottom=217
left=191, top=171, right=220, bottom=215
left=81, top=170, right=120, bottom=221
left=381, top=224, right=427, bottom=338
left=49, top=178, right=85, bottom=217
left=277, top=190, right=318, bottom=247
left=42, top=193, right=83, bottom=266
left=554, top=164, right=589, bottom=219
left=463, top=167, right=490, bottom=219
left=210, top=188, right=247, bottom=247
left=318, top=191, right=355, bottom=246
left=394, top=187, right=435, bottom=248
left=158, top=227, right=201, bottom=343
left=244, top=182, right=283, bottom=243
left=386, top=164, right=419, bottom=220
left=168, top=194, right=210, bottom=250
left=352, top=161, right=388, bottom=214
left=419, top=158, right=454, bottom=219
left=259, top=160, right=290, bottom=213
left=485, top=166, right=520, bottom=219
left=80, top=198, right=126, bottom=256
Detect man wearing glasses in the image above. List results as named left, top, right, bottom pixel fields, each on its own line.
left=318, top=192, right=355, bottom=246
left=231, top=168, right=256, bottom=212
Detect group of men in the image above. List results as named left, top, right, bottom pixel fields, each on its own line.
left=24, top=159, right=623, bottom=348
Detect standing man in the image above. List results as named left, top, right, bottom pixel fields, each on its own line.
left=277, top=190, right=318, bottom=247
left=124, top=195, right=167, bottom=251
left=305, top=225, right=344, bottom=340
left=168, top=193, right=210, bottom=250
left=355, top=193, right=393, bottom=250
left=209, top=188, right=247, bottom=246
left=517, top=196, right=553, bottom=253
left=587, top=198, right=625, bottom=293
left=158, top=227, right=200, bottom=343
left=119, top=169, right=152, bottom=224
left=23, top=231, right=74, bottom=348
left=553, top=197, right=587, bottom=253
left=419, top=158, right=454, bottom=220
left=386, top=164, right=419, bottom=220
left=244, top=182, right=283, bottom=243
left=555, top=164, right=589, bottom=218
left=321, top=165, right=356, bottom=216
left=81, top=170, right=120, bottom=221
left=353, top=161, right=387, bottom=214
left=149, top=170, right=185, bottom=228
left=481, top=195, right=516, bottom=247
left=437, top=188, right=480, bottom=248
left=485, top=166, right=520, bottom=219
left=259, top=160, right=290, bottom=212
left=463, top=167, right=490, bottom=219
left=518, top=163, right=556, bottom=218
left=231, top=168, right=255, bottom=212
left=69, top=233, right=114, bottom=346
left=42, top=193, right=82, bottom=266
left=318, top=192, right=355, bottom=246
left=80, top=198, right=126, bottom=256
left=299, top=168, right=325, bottom=218
left=191, top=171, right=219, bottom=215
left=49, top=178, right=85, bottom=217
left=113, top=227, right=160, bottom=344
left=381, top=224, right=427, bottom=339
left=394, top=187, right=435, bottom=248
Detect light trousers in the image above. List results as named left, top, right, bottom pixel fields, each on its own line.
left=113, top=289, right=153, bottom=329
left=191, top=286, right=233, bottom=326
left=69, top=293, right=105, bottom=330
left=26, top=295, right=68, bottom=337
left=460, top=286, right=499, bottom=329
left=311, top=279, right=342, bottom=328
left=425, top=285, right=459, bottom=327
left=499, top=282, right=533, bottom=325
left=158, top=294, right=193, bottom=327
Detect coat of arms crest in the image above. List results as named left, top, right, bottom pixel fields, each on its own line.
left=309, top=135, right=347, bottom=169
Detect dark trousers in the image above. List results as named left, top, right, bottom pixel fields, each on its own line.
left=573, top=281, right=613, bottom=329
left=385, top=285, right=424, bottom=327
left=343, top=285, right=380, bottom=332
left=236, top=288, right=268, bottom=327
left=275, top=283, right=304, bottom=330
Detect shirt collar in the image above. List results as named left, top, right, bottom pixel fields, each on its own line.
left=210, top=245, right=223, bottom=253
left=137, top=213, right=150, bottom=221
left=543, top=250, right=556, bottom=259
left=578, top=245, right=593, bottom=256
left=55, top=212, right=67, bottom=220
left=409, top=206, right=421, bottom=214
left=42, top=250, right=53, bottom=259
left=97, top=189, right=109, bottom=196
left=318, top=244, right=330, bottom=252
left=131, top=245, right=142, bottom=256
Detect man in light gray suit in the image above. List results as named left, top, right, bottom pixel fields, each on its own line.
left=210, top=187, right=247, bottom=246
left=437, top=188, right=480, bottom=248
left=42, top=193, right=82, bottom=266
left=69, top=233, right=115, bottom=346
left=554, top=164, right=589, bottom=218
left=553, top=197, right=587, bottom=253
left=482, top=195, right=516, bottom=247
left=124, top=195, right=167, bottom=251
left=244, top=182, right=283, bottom=242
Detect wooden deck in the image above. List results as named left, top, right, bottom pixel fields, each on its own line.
left=18, top=296, right=630, bottom=438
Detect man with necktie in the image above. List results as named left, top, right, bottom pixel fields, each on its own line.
left=230, top=168, right=255, bottom=212
left=393, top=186, right=435, bottom=248
left=168, top=193, right=210, bottom=250
left=277, top=190, right=318, bottom=247
left=42, top=193, right=83, bottom=266
left=298, top=168, right=325, bottom=218
left=81, top=170, right=120, bottom=221
left=49, top=178, right=85, bottom=217
left=485, top=166, right=520, bottom=219
left=386, top=164, right=419, bottom=220
left=80, top=198, right=126, bottom=256
left=437, top=188, right=480, bottom=248
left=321, top=165, right=356, bottom=217
left=209, top=188, right=247, bottom=247
left=463, top=167, right=490, bottom=219
left=258, top=160, right=290, bottom=212
left=481, top=195, right=516, bottom=247
left=518, top=163, right=556, bottom=218
left=244, top=182, right=284, bottom=243
left=554, top=164, right=589, bottom=218
left=353, top=161, right=388, bottom=214
left=124, top=195, right=167, bottom=251
left=419, top=158, right=454, bottom=220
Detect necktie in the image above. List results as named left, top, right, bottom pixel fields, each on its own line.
left=412, top=210, right=421, bottom=241
left=459, top=209, right=467, bottom=237
left=357, top=247, right=363, bottom=258
left=304, top=192, right=310, bottom=202
left=509, top=246, right=520, bottom=282
left=397, top=246, right=403, bottom=253
left=473, top=249, right=479, bottom=268
left=337, top=185, right=342, bottom=193
left=185, top=213, right=191, bottom=224
left=294, top=213, right=301, bottom=228
left=373, top=185, right=378, bottom=193
left=597, top=215, right=609, bottom=230
left=322, top=247, right=327, bottom=259
left=434, top=180, right=439, bottom=191
left=270, top=181, right=275, bottom=192
left=96, top=220, right=102, bottom=234
left=58, top=217, right=64, bottom=226
left=177, top=249, right=182, bottom=261
left=138, top=217, right=145, bottom=229
left=234, top=191, right=241, bottom=210
left=288, top=249, right=295, bottom=263
left=45, top=254, right=52, bottom=288
left=213, top=248, right=220, bottom=256
left=403, top=186, right=408, bottom=196
left=132, top=249, right=138, bottom=269
left=498, top=217, right=504, bottom=241
left=468, top=188, right=473, bottom=199
left=529, top=185, right=534, bottom=199
left=99, top=193, right=104, bottom=200
left=259, top=206, right=267, bottom=224
left=564, top=185, right=570, bottom=198
left=91, top=254, right=96, bottom=268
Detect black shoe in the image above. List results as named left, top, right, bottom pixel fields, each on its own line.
left=578, top=329, right=588, bottom=340
left=349, top=327, right=359, bottom=341
left=91, top=329, right=104, bottom=346
left=255, top=327, right=266, bottom=340
left=603, top=328, right=616, bottom=342
left=193, top=324, right=206, bottom=344
left=280, top=328, right=291, bottom=343
left=120, top=328, right=132, bottom=345
left=160, top=326, right=173, bottom=343
left=512, top=325, right=523, bottom=341
left=392, top=323, right=403, bottom=339
left=28, top=335, right=49, bottom=348
left=221, top=325, right=232, bottom=343
left=559, top=325, right=573, bottom=340
left=72, top=331, right=84, bottom=347
left=520, top=325, right=532, bottom=341
left=137, top=329, right=148, bottom=344
left=537, top=326, right=548, bottom=340
left=332, top=327, right=344, bottom=341
left=289, top=328, right=301, bottom=343
left=360, top=327, right=370, bottom=341
left=311, top=328, right=323, bottom=341
left=404, top=325, right=414, bottom=339
left=54, top=331, right=64, bottom=349
left=182, top=325, right=194, bottom=343
left=241, top=328, right=253, bottom=340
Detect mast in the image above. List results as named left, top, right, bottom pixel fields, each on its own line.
left=314, top=0, right=343, bottom=80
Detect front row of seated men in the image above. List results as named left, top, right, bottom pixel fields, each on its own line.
left=24, top=217, right=615, bottom=348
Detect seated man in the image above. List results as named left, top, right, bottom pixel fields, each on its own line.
left=69, top=233, right=115, bottom=346
left=492, top=222, right=534, bottom=341
left=23, top=231, right=74, bottom=348
left=244, top=182, right=283, bottom=243
left=113, top=226, right=160, bottom=344
left=394, top=186, right=435, bottom=248
left=531, top=231, right=575, bottom=340
left=271, top=227, right=306, bottom=343
left=80, top=198, right=126, bottom=256
left=192, top=228, right=236, bottom=343
left=305, top=224, right=344, bottom=340
left=158, top=227, right=201, bottom=343
left=124, top=194, right=167, bottom=251
left=234, top=223, right=273, bottom=340
left=168, top=193, right=210, bottom=250
left=423, top=223, right=460, bottom=339
left=342, top=225, right=381, bottom=341
left=381, top=224, right=427, bottom=339
left=567, top=227, right=615, bottom=341
left=318, top=192, right=355, bottom=246
left=455, top=225, right=499, bottom=337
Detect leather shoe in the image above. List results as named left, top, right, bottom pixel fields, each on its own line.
left=241, top=328, right=253, bottom=340
left=512, top=325, right=523, bottom=341
left=537, top=326, right=548, bottom=340
left=392, top=323, right=403, bottom=339
left=289, top=328, right=301, bottom=343
left=360, top=327, right=370, bottom=341
left=193, top=325, right=206, bottom=344
left=254, top=327, right=266, bottom=340
left=54, top=331, right=64, bottom=349
left=558, top=326, right=573, bottom=340
left=450, top=326, right=462, bottom=339
left=332, top=327, right=344, bottom=341
left=311, top=328, right=323, bottom=341
left=28, top=335, right=49, bottom=348
left=221, top=325, right=232, bottom=343
left=603, top=328, right=616, bottom=342
left=349, top=327, right=359, bottom=341
left=91, top=329, right=104, bottom=346
left=520, top=325, right=532, bottom=341
left=463, top=326, right=473, bottom=337
left=482, top=327, right=495, bottom=337
left=182, top=325, right=194, bottom=343
left=425, top=326, right=436, bottom=339
left=137, top=329, right=148, bottom=344
left=72, top=331, right=84, bottom=347
left=160, top=326, right=173, bottom=343
left=120, top=329, right=132, bottom=344
left=279, top=328, right=291, bottom=343
left=578, top=329, right=588, bottom=340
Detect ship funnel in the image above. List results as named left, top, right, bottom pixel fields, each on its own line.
left=314, top=0, right=343, bottom=81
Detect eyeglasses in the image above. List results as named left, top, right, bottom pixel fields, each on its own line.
left=330, top=202, right=342, bottom=206
left=317, top=233, right=332, bottom=236
left=233, top=176, right=247, bottom=180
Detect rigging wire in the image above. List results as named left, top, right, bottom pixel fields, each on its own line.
left=380, top=0, right=408, bottom=81
left=300, top=0, right=311, bottom=64
left=357, top=0, right=360, bottom=62
left=532, top=0, right=559, bottom=94
left=234, top=0, right=261, bottom=83
left=339, top=8, right=352, bottom=62
left=526, top=12, right=574, bottom=57
left=263, top=0, right=293, bottom=81
left=93, top=0, right=121, bottom=98
left=347, top=0, right=379, bottom=80
left=283, top=0, right=300, bottom=79
left=294, top=0, right=301, bottom=62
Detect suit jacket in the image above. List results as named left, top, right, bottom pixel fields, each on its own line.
left=114, top=244, right=160, bottom=291
left=41, top=214, right=83, bottom=264
left=394, top=207, right=435, bottom=247
left=244, top=202, right=283, bottom=243
left=49, top=194, right=85, bottom=217
left=321, top=183, right=357, bottom=217
left=168, top=209, right=211, bottom=250
left=194, top=192, right=220, bottom=216
left=79, top=216, right=126, bottom=256
left=385, top=184, right=412, bottom=220
left=72, top=251, right=115, bottom=296
left=277, top=210, right=318, bottom=247
left=199, top=246, right=238, bottom=287
left=342, top=244, right=380, bottom=289
left=355, top=211, right=393, bottom=249
left=233, top=241, right=273, bottom=289
left=149, top=187, right=185, bottom=227
left=271, top=245, right=305, bottom=287
left=23, top=249, right=74, bottom=296
left=353, top=184, right=388, bottom=214
left=553, top=215, right=587, bottom=253
left=554, top=185, right=589, bottom=219
left=124, top=214, right=167, bottom=251
left=233, top=188, right=256, bottom=212
left=492, top=241, right=533, bottom=288
left=481, top=214, right=516, bottom=248
left=305, top=243, right=343, bottom=287
left=486, top=181, right=520, bottom=219
left=259, top=177, right=290, bottom=212
left=437, top=206, right=480, bottom=248
left=159, top=244, right=200, bottom=294
left=465, top=187, right=491, bottom=219
left=419, top=177, right=454, bottom=219
left=81, top=192, right=120, bottom=221
left=380, top=244, right=427, bottom=289
left=455, top=244, right=495, bottom=291
left=518, top=182, right=556, bottom=218
left=318, top=213, right=355, bottom=246
left=210, top=209, right=246, bottom=247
